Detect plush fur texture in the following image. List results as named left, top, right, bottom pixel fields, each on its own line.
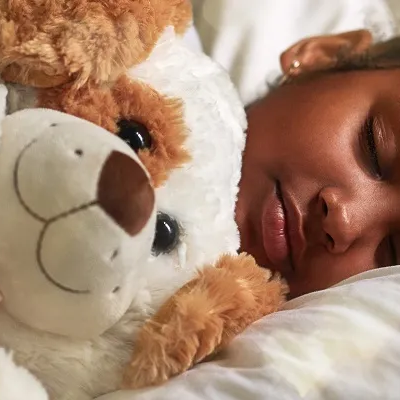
left=37, top=76, right=190, bottom=187
left=0, top=1, right=192, bottom=188
left=0, top=2, right=287, bottom=399
left=124, top=253, right=286, bottom=388
left=0, top=0, right=191, bottom=88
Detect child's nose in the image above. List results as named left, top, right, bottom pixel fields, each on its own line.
left=318, top=187, right=358, bottom=254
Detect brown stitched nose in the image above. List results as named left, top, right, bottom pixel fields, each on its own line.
left=97, top=151, right=154, bottom=236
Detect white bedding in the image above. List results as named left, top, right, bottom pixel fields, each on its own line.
left=99, top=267, right=400, bottom=400
left=193, top=0, right=397, bottom=105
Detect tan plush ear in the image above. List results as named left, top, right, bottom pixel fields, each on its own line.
left=123, top=253, right=287, bottom=389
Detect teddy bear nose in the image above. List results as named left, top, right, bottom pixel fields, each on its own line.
left=97, top=151, right=154, bottom=236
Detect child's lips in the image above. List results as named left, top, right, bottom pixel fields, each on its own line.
left=261, top=181, right=305, bottom=273
left=262, top=184, right=289, bottom=268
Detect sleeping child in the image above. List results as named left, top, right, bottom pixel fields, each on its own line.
left=193, top=0, right=400, bottom=298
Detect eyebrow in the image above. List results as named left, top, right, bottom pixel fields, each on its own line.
left=389, top=236, right=397, bottom=266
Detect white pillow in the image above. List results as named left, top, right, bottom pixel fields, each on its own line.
left=193, top=0, right=397, bottom=106
left=97, top=266, right=400, bottom=400
left=385, top=0, right=400, bottom=34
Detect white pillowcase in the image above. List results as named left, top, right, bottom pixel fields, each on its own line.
left=98, top=266, right=400, bottom=400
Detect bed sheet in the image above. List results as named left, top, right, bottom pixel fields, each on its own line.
left=98, top=266, right=400, bottom=400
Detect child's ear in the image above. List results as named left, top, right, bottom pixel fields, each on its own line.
left=279, top=29, right=373, bottom=77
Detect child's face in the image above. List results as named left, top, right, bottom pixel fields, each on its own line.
left=236, top=68, right=400, bottom=298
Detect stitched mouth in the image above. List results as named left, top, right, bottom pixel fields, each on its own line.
left=36, top=216, right=93, bottom=295
left=14, top=139, right=95, bottom=295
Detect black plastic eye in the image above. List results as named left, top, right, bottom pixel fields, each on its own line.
left=117, top=119, right=152, bottom=152
left=152, top=213, right=180, bottom=255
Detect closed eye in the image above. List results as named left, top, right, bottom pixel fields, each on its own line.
left=363, top=117, right=383, bottom=179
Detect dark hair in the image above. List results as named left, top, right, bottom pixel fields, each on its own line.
left=335, top=36, right=400, bottom=72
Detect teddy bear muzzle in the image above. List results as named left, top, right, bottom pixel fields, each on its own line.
left=0, top=108, right=158, bottom=338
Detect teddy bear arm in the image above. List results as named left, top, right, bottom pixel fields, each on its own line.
left=123, top=253, right=287, bottom=389
left=211, top=253, right=288, bottom=350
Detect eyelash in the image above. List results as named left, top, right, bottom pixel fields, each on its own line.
left=364, top=117, right=383, bottom=179
left=363, top=118, right=397, bottom=265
